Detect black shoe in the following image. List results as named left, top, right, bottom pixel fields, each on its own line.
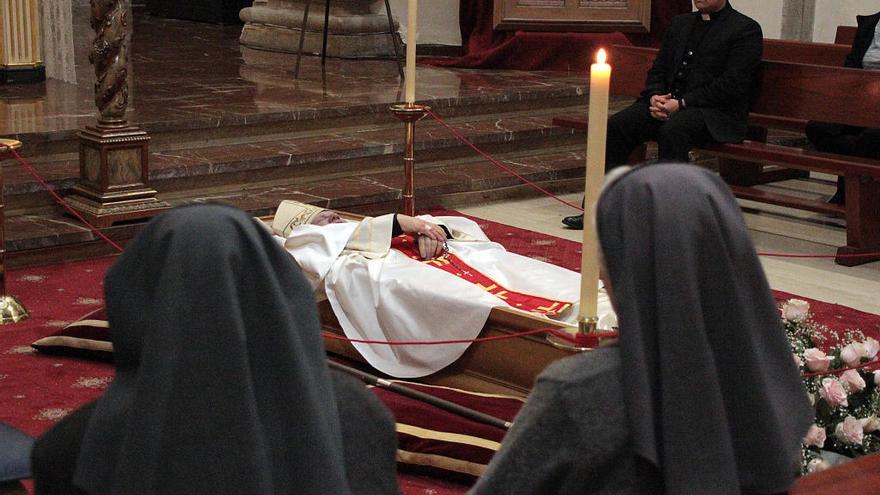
left=562, top=214, right=584, bottom=230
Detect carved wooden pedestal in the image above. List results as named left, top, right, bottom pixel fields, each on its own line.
left=65, top=123, right=169, bottom=228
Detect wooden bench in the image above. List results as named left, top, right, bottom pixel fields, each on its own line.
left=835, top=25, right=857, bottom=46
left=553, top=44, right=880, bottom=266
left=763, top=38, right=850, bottom=66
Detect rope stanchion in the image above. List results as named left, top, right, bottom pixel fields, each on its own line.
left=0, top=144, right=124, bottom=253
left=426, top=109, right=584, bottom=212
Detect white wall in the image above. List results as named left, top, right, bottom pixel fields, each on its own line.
left=389, top=0, right=461, bottom=46
left=731, top=0, right=783, bottom=39
left=813, top=0, right=875, bottom=43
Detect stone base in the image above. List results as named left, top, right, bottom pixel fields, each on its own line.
left=63, top=193, right=170, bottom=228
left=0, top=65, right=46, bottom=85
left=69, top=124, right=170, bottom=227
left=239, top=6, right=399, bottom=58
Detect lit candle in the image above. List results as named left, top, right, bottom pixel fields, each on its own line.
left=405, top=0, right=418, bottom=105
left=579, top=48, right=611, bottom=323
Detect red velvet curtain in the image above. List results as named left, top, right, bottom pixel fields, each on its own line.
left=423, top=0, right=692, bottom=72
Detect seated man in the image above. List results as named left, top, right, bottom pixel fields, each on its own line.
left=562, top=0, right=763, bottom=229
left=270, top=201, right=615, bottom=379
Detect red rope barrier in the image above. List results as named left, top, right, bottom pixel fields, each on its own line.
left=323, top=327, right=556, bottom=345
left=0, top=144, right=125, bottom=253
left=801, top=359, right=880, bottom=379
left=426, top=109, right=584, bottom=212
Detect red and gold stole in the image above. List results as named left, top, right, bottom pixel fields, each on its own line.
left=391, top=235, right=573, bottom=316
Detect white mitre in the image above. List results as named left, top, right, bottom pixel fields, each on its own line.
left=272, top=200, right=327, bottom=237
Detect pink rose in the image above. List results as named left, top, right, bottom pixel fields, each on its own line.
left=819, top=378, right=848, bottom=407
left=803, top=348, right=831, bottom=372
left=781, top=299, right=810, bottom=321
left=840, top=369, right=866, bottom=393
left=840, top=342, right=866, bottom=367
left=802, top=424, right=826, bottom=448
left=874, top=370, right=880, bottom=386
left=807, top=458, right=831, bottom=474
left=835, top=416, right=865, bottom=445
left=860, top=416, right=880, bottom=433
left=862, top=337, right=880, bottom=360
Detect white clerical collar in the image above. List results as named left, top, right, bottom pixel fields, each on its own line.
left=701, top=13, right=710, bottom=21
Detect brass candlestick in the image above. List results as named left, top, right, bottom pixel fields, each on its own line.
left=0, top=139, right=29, bottom=324
left=547, top=316, right=600, bottom=352
left=389, top=104, right=429, bottom=216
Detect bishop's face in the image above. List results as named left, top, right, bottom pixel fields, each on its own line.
left=693, top=0, right=726, bottom=14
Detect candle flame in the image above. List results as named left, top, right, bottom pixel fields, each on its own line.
left=596, top=49, right=607, bottom=65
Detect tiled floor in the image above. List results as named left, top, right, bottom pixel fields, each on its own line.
left=459, top=187, right=880, bottom=315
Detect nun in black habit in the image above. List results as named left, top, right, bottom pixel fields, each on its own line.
left=30, top=204, right=399, bottom=495
left=469, top=163, right=813, bottom=494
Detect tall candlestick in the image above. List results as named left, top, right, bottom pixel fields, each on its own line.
left=405, top=0, right=418, bottom=105
left=579, top=49, right=611, bottom=326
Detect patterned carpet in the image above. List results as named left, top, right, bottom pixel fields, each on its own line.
left=1, top=211, right=878, bottom=494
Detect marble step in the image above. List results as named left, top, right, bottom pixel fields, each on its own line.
left=2, top=105, right=588, bottom=208
left=4, top=145, right=588, bottom=266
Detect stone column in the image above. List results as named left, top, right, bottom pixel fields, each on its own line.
left=0, top=0, right=45, bottom=84
left=40, top=0, right=77, bottom=83
left=781, top=0, right=815, bottom=41
left=240, top=0, right=399, bottom=58
left=66, top=0, right=168, bottom=227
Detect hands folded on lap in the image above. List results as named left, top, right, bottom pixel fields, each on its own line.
left=649, top=93, right=681, bottom=121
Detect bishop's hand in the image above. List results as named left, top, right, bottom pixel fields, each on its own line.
left=417, top=236, right=445, bottom=260
left=397, top=215, right=447, bottom=242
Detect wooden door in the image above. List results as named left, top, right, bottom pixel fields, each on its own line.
left=494, top=0, right=652, bottom=33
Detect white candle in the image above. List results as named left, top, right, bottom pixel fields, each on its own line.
left=579, top=48, right=611, bottom=322
left=405, top=0, right=418, bottom=105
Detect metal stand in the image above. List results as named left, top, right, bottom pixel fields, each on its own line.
left=0, top=139, right=28, bottom=324
left=546, top=316, right=617, bottom=352
left=294, top=0, right=404, bottom=79
left=389, top=104, right=429, bottom=216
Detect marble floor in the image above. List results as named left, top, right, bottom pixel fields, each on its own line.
left=459, top=184, right=880, bottom=315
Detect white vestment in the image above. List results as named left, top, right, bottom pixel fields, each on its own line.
left=277, top=215, right=615, bottom=378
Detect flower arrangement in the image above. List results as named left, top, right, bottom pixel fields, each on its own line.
left=782, top=299, right=880, bottom=473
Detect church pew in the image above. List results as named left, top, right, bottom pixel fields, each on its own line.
left=552, top=44, right=880, bottom=266
left=762, top=38, right=850, bottom=66
left=835, top=25, right=857, bottom=46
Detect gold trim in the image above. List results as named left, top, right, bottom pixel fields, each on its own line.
left=389, top=379, right=526, bottom=401
left=396, top=423, right=502, bottom=451
left=67, top=319, right=110, bottom=329
left=396, top=449, right=488, bottom=477
left=32, top=336, right=114, bottom=353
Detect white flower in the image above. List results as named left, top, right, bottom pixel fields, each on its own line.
left=803, top=348, right=831, bottom=372
left=874, top=370, right=880, bottom=386
left=834, top=416, right=865, bottom=445
left=793, top=353, right=803, bottom=368
left=860, top=416, right=880, bottom=433
left=840, top=342, right=866, bottom=367
left=781, top=299, right=810, bottom=321
left=819, top=378, right=848, bottom=408
left=802, top=424, right=826, bottom=448
left=840, top=369, right=866, bottom=393
left=862, top=337, right=880, bottom=360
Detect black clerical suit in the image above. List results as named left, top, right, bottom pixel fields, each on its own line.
left=805, top=11, right=880, bottom=204
left=606, top=1, right=763, bottom=166
left=563, top=2, right=762, bottom=229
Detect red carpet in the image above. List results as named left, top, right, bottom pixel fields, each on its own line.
left=1, top=212, right=878, bottom=494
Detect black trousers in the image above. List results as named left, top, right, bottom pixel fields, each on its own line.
left=606, top=100, right=715, bottom=169
left=805, top=122, right=880, bottom=201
